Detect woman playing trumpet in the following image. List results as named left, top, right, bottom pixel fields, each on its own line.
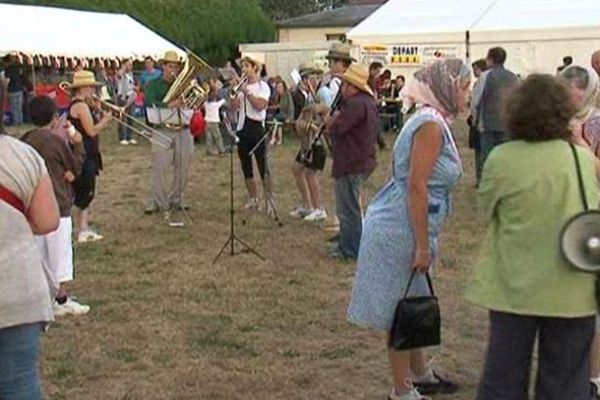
left=64, top=70, right=112, bottom=243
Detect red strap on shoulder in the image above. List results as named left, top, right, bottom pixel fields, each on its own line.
left=0, top=184, right=26, bottom=215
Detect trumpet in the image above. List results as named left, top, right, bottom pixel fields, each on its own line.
left=58, top=81, right=173, bottom=150
left=229, top=73, right=248, bottom=99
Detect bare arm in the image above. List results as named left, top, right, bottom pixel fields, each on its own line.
left=72, top=102, right=111, bottom=137
left=246, top=93, right=268, bottom=111
left=27, top=174, right=59, bottom=235
left=408, top=122, right=443, bottom=273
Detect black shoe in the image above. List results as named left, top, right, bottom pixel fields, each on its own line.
left=144, top=207, right=159, bottom=215
left=591, top=381, right=600, bottom=399
left=327, top=234, right=340, bottom=243
left=172, top=205, right=190, bottom=212
left=413, top=371, right=459, bottom=395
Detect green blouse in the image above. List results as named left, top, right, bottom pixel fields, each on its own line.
left=466, top=140, right=600, bottom=317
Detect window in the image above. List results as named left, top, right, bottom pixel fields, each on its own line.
left=326, top=33, right=346, bottom=42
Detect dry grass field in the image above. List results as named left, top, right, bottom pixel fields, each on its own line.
left=7, top=121, right=488, bottom=400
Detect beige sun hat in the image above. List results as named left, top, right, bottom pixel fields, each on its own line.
left=160, top=50, right=183, bottom=65
left=326, top=42, right=356, bottom=63
left=298, top=61, right=323, bottom=77
left=70, top=70, right=104, bottom=89
left=241, top=52, right=265, bottom=67
left=340, top=64, right=374, bottom=96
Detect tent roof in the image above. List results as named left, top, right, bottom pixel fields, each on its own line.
left=348, top=0, right=600, bottom=42
left=347, top=0, right=493, bottom=40
left=0, top=3, right=185, bottom=60
left=277, top=5, right=381, bottom=28
left=472, top=0, right=600, bottom=33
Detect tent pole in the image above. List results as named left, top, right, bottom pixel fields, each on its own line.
left=465, top=30, right=471, bottom=63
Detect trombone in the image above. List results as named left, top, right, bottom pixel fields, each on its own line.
left=58, top=81, right=173, bottom=150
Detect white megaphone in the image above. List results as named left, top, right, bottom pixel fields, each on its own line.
left=561, top=210, right=600, bottom=272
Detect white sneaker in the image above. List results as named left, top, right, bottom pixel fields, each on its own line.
left=53, top=298, right=90, bottom=317
left=120, top=140, right=129, bottom=145
left=243, top=198, right=260, bottom=211
left=289, top=206, right=311, bottom=218
left=304, top=208, right=328, bottom=221
left=77, top=230, right=104, bottom=243
left=388, top=387, right=429, bottom=400
left=591, top=378, right=600, bottom=399
left=128, top=138, right=138, bottom=145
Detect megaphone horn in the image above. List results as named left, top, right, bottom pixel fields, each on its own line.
left=561, top=210, right=600, bottom=272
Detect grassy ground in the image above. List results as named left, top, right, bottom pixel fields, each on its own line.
left=7, top=121, right=487, bottom=400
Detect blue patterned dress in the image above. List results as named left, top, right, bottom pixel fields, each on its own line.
left=347, top=107, right=463, bottom=331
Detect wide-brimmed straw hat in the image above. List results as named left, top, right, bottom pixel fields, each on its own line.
left=326, top=42, right=356, bottom=63
left=298, top=62, right=323, bottom=77
left=340, top=64, right=373, bottom=96
left=160, top=50, right=183, bottom=65
left=70, top=70, right=104, bottom=89
left=241, top=52, right=265, bottom=67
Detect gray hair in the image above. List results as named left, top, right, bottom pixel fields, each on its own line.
left=561, top=65, right=590, bottom=89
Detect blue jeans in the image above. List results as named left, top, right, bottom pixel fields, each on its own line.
left=8, top=92, right=23, bottom=125
left=118, top=102, right=134, bottom=141
left=0, top=323, right=44, bottom=400
left=480, top=130, right=507, bottom=168
left=335, top=174, right=366, bottom=259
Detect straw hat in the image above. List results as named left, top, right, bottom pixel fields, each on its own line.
left=340, top=64, right=373, bottom=96
left=160, top=50, right=182, bottom=65
left=70, top=70, right=104, bottom=89
left=326, top=42, right=356, bottom=62
left=241, top=52, right=265, bottom=67
left=298, top=62, right=323, bottom=77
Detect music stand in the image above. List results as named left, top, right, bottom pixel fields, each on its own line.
left=213, top=113, right=264, bottom=264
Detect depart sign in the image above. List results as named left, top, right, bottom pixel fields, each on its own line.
left=390, top=45, right=421, bottom=65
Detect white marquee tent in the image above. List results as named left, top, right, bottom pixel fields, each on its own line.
left=347, top=0, right=600, bottom=75
left=0, top=4, right=185, bottom=64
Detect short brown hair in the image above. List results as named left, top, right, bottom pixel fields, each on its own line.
left=505, top=74, right=575, bottom=142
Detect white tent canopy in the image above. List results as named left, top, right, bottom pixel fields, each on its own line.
left=0, top=4, right=185, bottom=61
left=348, top=0, right=600, bottom=74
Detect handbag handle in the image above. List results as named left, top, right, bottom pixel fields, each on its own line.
left=569, top=142, right=589, bottom=211
left=403, top=269, right=435, bottom=298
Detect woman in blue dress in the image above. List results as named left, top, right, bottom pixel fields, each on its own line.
left=347, top=59, right=471, bottom=400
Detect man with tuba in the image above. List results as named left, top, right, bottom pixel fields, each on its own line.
left=144, top=50, right=193, bottom=216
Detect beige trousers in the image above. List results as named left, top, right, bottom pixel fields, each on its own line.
left=147, top=129, right=194, bottom=211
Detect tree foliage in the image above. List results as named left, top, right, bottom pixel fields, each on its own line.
left=259, top=0, right=349, bottom=22
left=5, top=0, right=275, bottom=65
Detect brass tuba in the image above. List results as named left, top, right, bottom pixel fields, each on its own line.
left=162, top=52, right=211, bottom=109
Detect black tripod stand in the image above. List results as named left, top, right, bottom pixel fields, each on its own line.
left=213, top=114, right=264, bottom=264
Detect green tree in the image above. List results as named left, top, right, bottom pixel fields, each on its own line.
left=4, top=0, right=275, bottom=65
left=259, top=0, right=349, bottom=21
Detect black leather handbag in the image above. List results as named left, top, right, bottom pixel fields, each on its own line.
left=388, top=270, right=441, bottom=350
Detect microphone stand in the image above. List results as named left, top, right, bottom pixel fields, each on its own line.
left=213, top=112, right=264, bottom=264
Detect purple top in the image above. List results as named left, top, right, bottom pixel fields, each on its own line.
left=329, top=91, right=378, bottom=178
left=584, top=115, right=600, bottom=154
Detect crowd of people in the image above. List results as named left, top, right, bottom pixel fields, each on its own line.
left=3, top=42, right=600, bottom=400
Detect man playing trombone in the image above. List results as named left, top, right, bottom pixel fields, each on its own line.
left=144, top=50, right=193, bottom=216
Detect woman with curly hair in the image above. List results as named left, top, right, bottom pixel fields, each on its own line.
left=467, top=74, right=600, bottom=399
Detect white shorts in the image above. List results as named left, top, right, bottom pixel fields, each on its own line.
left=36, top=217, right=74, bottom=283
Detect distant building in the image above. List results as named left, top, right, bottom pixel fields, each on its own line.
left=276, top=0, right=386, bottom=43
